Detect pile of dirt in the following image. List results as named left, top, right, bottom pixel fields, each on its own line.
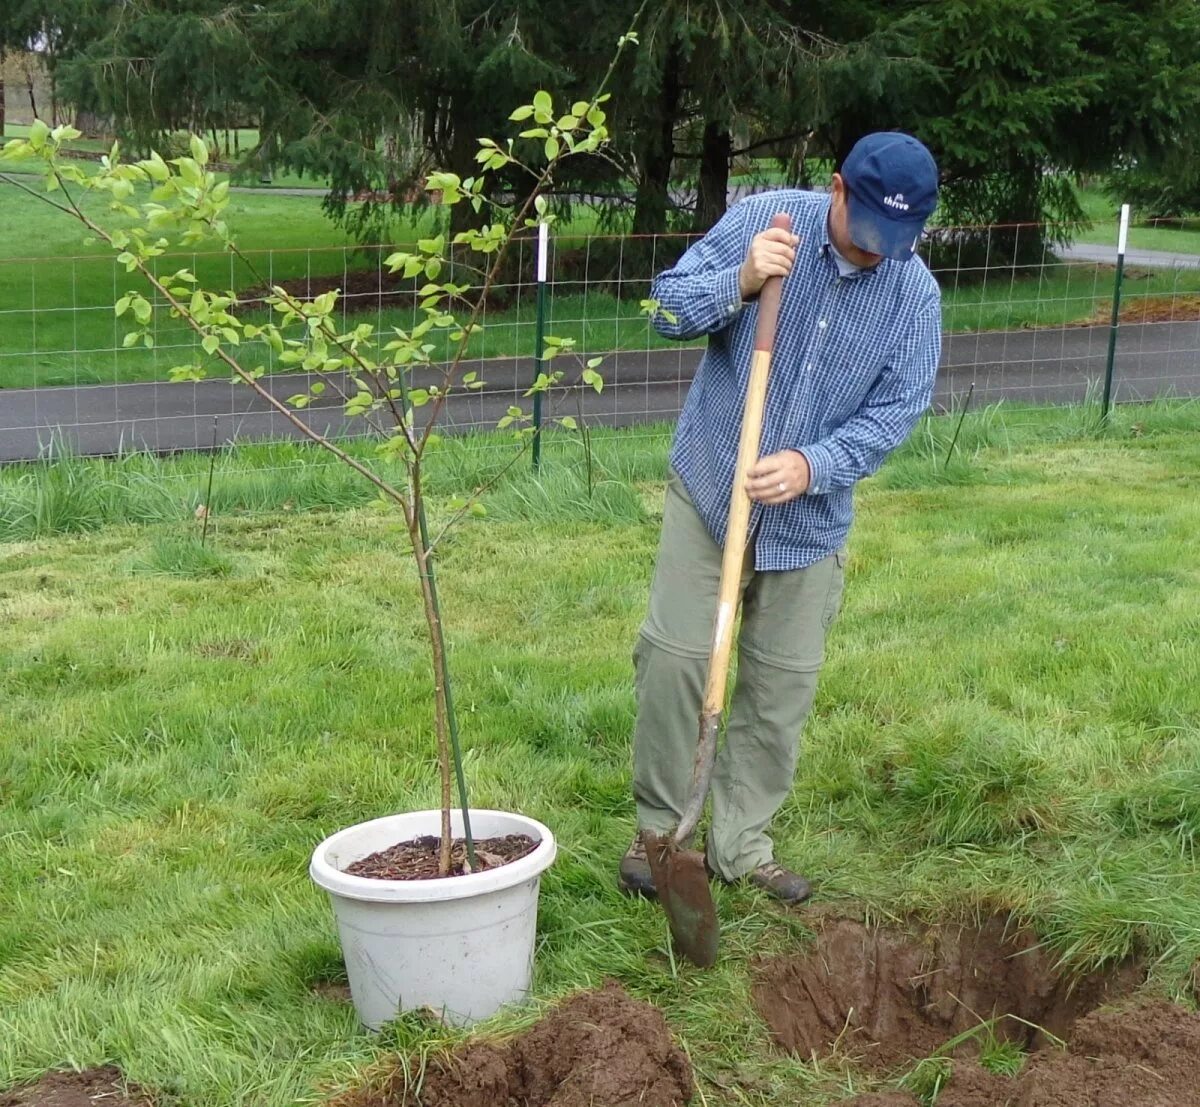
left=331, top=981, right=694, bottom=1107
left=0, top=1066, right=153, bottom=1107
left=753, top=913, right=1142, bottom=1070
left=840, top=1000, right=1200, bottom=1106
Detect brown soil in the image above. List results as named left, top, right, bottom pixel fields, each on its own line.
left=344, top=834, right=537, bottom=880
left=0, top=1066, right=153, bottom=1107
left=330, top=980, right=694, bottom=1107
left=1084, top=292, right=1200, bottom=326
left=935, top=1059, right=1016, bottom=1105
left=836, top=1000, right=1200, bottom=1106
left=753, top=913, right=1142, bottom=1071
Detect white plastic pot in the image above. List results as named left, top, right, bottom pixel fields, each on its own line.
left=309, top=808, right=557, bottom=1029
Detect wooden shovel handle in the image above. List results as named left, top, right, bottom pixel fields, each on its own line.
left=676, top=213, right=790, bottom=844
left=701, top=212, right=790, bottom=717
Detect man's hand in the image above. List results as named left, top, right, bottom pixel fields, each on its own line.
left=746, top=450, right=811, bottom=505
left=739, top=228, right=800, bottom=301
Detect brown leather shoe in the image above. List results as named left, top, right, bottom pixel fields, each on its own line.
left=617, top=836, right=657, bottom=899
left=745, top=861, right=812, bottom=905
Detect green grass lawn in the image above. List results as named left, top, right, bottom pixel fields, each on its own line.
left=3, top=165, right=1200, bottom=391
left=2, top=403, right=1199, bottom=1105
left=1072, top=184, right=1200, bottom=255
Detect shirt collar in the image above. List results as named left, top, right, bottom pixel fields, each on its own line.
left=816, top=195, right=880, bottom=280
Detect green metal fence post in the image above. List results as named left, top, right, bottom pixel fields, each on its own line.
left=1102, top=203, right=1130, bottom=423
left=531, top=221, right=548, bottom=471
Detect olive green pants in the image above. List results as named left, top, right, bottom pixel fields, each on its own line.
left=632, top=471, right=845, bottom=880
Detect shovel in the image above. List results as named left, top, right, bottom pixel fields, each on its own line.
left=643, top=211, right=791, bottom=969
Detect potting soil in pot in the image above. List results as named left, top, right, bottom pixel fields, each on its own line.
left=345, top=834, right=537, bottom=880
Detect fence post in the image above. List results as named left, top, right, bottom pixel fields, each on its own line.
left=1102, top=203, right=1130, bottom=422
left=531, top=221, right=549, bottom=471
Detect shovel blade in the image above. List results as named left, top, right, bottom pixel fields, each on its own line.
left=642, top=830, right=719, bottom=968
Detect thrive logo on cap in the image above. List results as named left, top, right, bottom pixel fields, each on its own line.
left=841, top=132, right=938, bottom=261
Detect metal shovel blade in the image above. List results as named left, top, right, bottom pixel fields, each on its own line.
left=642, top=829, right=719, bottom=968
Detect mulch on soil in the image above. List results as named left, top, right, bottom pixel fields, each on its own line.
left=0, top=1066, right=153, bottom=1107
left=753, top=913, right=1143, bottom=1071
left=344, top=834, right=537, bottom=881
left=330, top=981, right=694, bottom=1107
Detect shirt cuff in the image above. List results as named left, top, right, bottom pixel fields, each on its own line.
left=712, top=266, right=744, bottom=323
left=798, top=442, right=834, bottom=496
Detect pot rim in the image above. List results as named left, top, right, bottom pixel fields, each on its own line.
left=309, top=808, right=557, bottom=903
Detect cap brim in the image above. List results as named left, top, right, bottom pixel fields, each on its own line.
left=846, top=194, right=926, bottom=261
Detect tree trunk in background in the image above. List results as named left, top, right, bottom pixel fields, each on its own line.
left=73, top=109, right=108, bottom=137
left=632, top=43, right=682, bottom=236
left=694, top=120, right=732, bottom=232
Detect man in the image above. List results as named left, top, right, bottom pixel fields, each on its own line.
left=620, top=132, right=942, bottom=904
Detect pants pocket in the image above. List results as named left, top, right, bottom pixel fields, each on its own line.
left=821, top=549, right=847, bottom=630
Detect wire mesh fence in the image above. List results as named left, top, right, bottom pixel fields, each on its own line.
left=1, top=216, right=1199, bottom=466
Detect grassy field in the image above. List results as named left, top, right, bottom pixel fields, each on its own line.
left=3, top=156, right=1200, bottom=391
left=1, top=402, right=1199, bottom=1105
left=1073, top=184, right=1200, bottom=255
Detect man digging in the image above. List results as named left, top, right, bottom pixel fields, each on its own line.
left=621, top=132, right=943, bottom=905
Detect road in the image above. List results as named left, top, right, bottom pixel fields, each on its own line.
left=2, top=319, right=1198, bottom=461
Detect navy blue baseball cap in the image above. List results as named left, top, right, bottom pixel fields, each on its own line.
left=840, top=132, right=939, bottom=261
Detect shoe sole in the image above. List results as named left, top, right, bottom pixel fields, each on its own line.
left=617, top=876, right=658, bottom=901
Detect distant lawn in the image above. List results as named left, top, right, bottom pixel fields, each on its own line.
left=1073, top=184, right=1200, bottom=256
left=4, top=165, right=1200, bottom=391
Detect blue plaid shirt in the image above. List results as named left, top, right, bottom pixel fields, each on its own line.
left=652, top=189, right=942, bottom=571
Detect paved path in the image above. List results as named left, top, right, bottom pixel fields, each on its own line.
left=2, top=320, right=1198, bottom=461
left=1061, top=243, right=1200, bottom=269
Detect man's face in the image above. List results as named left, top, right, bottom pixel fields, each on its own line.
left=828, top=174, right=885, bottom=269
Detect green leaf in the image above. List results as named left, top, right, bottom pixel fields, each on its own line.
left=533, top=90, right=553, bottom=114
left=556, top=115, right=579, bottom=131
left=519, top=127, right=549, bottom=139
left=408, top=388, right=430, bottom=407
left=572, top=101, right=590, bottom=116
left=586, top=356, right=603, bottom=369
left=122, top=330, right=142, bottom=348
left=189, top=134, right=209, bottom=165
left=469, top=502, right=487, bottom=518
left=28, top=119, right=50, bottom=151
left=202, top=335, right=220, bottom=356
left=582, top=368, right=604, bottom=394
left=559, top=415, right=578, bottom=430
left=132, top=297, right=152, bottom=325
left=509, top=105, right=534, bottom=121
left=114, top=295, right=132, bottom=318
left=544, top=136, right=560, bottom=161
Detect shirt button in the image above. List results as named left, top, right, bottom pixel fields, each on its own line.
left=728, top=303, right=738, bottom=314
left=818, top=320, right=827, bottom=329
